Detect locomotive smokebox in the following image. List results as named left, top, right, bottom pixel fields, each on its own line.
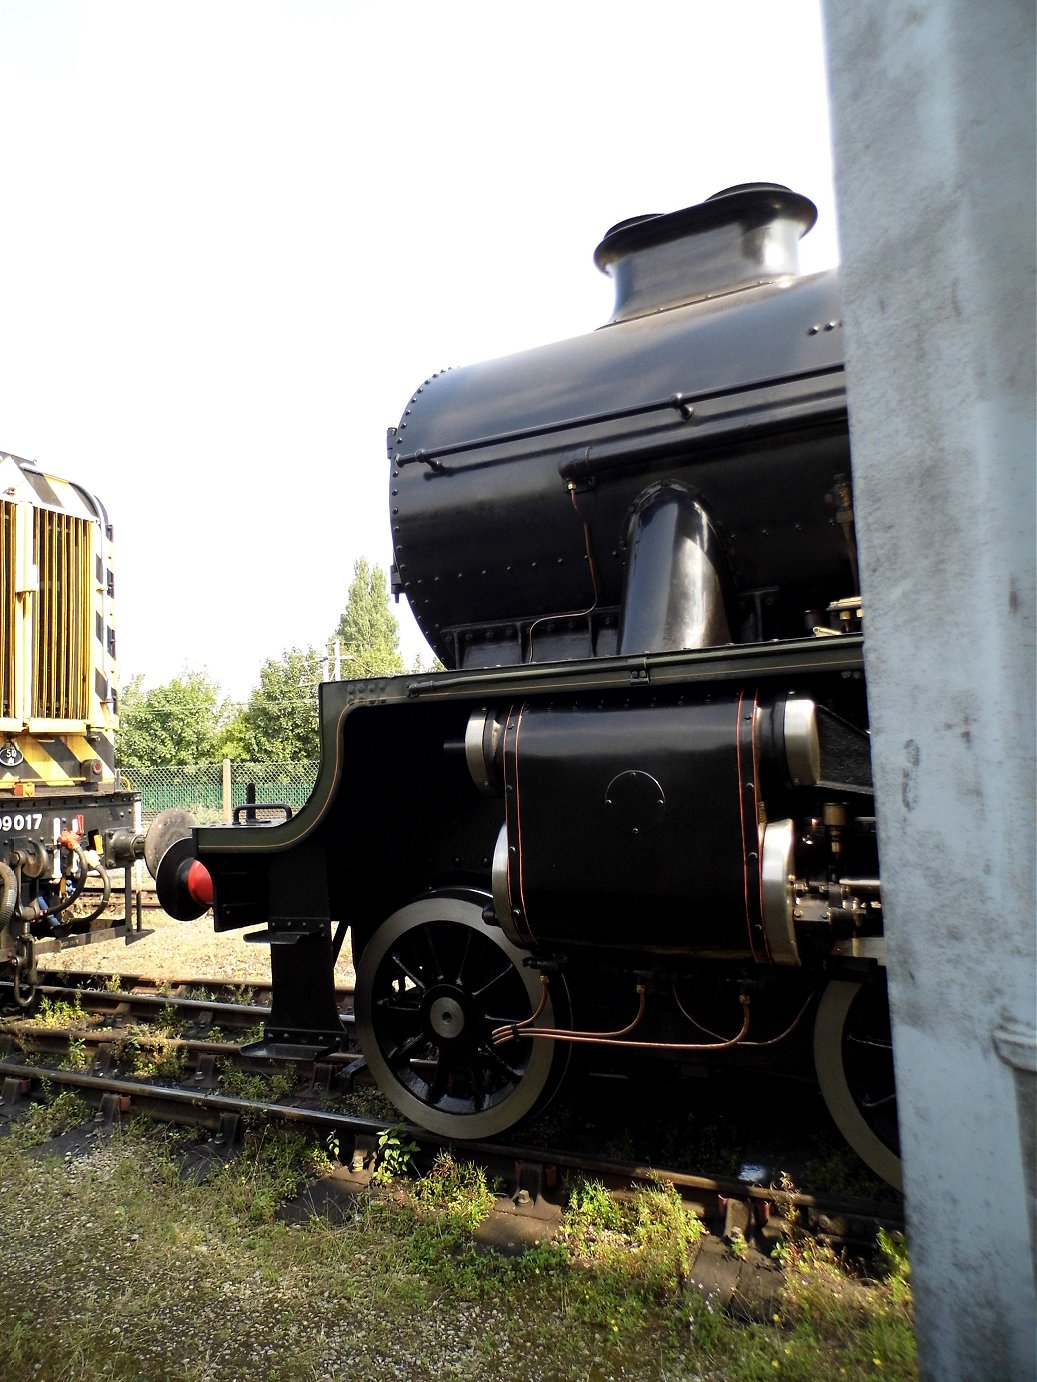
left=391, top=182, right=849, bottom=674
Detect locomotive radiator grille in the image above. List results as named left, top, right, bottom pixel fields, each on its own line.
left=32, top=507, right=91, bottom=722
left=0, top=506, right=14, bottom=719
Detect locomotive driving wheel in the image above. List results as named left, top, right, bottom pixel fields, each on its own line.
left=813, top=977, right=902, bottom=1191
left=354, top=893, right=570, bottom=1139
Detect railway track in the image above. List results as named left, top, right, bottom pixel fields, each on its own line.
left=33, top=969, right=280, bottom=1008
left=0, top=973, right=902, bottom=1308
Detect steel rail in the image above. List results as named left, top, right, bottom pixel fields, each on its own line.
left=35, top=983, right=271, bottom=1025
left=4, top=980, right=355, bottom=1029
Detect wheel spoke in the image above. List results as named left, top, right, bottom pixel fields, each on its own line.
left=472, top=963, right=516, bottom=1001
left=427, top=1043, right=457, bottom=1103
left=477, top=1041, right=524, bottom=1085
left=454, top=928, right=474, bottom=986
left=375, top=991, right=421, bottom=1015
left=386, top=1032, right=428, bottom=1069
left=454, top=1057, right=481, bottom=1110
left=423, top=929, right=445, bottom=982
left=389, top=950, right=427, bottom=992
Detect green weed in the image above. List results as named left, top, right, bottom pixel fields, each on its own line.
left=63, top=1037, right=90, bottom=1071
left=34, top=995, right=86, bottom=1028
left=208, top=1126, right=333, bottom=1225
left=153, top=1003, right=187, bottom=1038
left=412, top=1152, right=495, bottom=1228
left=564, top=1176, right=623, bottom=1237
left=728, top=1227, right=748, bottom=1260
left=130, top=1041, right=186, bottom=1081
left=877, top=1227, right=911, bottom=1303
left=371, top=1124, right=419, bottom=1184
left=219, top=1065, right=298, bottom=1102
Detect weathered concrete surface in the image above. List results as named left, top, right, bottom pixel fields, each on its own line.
left=822, top=3, right=1036, bottom=1379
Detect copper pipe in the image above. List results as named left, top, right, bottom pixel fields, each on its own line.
left=489, top=974, right=550, bottom=1047
left=494, top=987, right=755, bottom=1054
left=493, top=983, right=646, bottom=1047
left=673, top=984, right=815, bottom=1048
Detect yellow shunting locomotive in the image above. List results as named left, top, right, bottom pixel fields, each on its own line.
left=0, top=450, right=148, bottom=1004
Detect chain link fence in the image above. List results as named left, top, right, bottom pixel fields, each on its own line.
left=127, top=761, right=319, bottom=825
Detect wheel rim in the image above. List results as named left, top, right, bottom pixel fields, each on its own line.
left=354, top=894, right=567, bottom=1139
left=814, top=977, right=902, bottom=1190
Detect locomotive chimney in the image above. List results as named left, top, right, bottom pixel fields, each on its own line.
left=594, top=183, right=817, bottom=325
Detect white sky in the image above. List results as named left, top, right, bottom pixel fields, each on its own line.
left=0, top=0, right=838, bottom=701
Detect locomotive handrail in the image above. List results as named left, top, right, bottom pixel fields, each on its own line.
left=232, top=802, right=294, bottom=824
left=394, top=394, right=694, bottom=469
left=393, top=364, right=845, bottom=470
left=560, top=375, right=846, bottom=483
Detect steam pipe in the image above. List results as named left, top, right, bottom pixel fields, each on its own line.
left=617, top=484, right=732, bottom=654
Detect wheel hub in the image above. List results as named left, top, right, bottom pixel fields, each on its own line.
left=427, top=990, right=467, bottom=1041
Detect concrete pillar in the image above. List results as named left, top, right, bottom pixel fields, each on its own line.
left=822, top=3, right=1035, bottom=1378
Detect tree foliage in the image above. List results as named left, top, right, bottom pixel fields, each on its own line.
left=117, top=559, right=406, bottom=769
left=333, top=559, right=404, bottom=678
left=237, top=646, right=322, bottom=763
left=117, top=671, right=233, bottom=773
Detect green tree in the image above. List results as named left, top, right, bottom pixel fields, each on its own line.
left=116, top=671, right=231, bottom=773
left=214, top=706, right=249, bottom=761
left=237, top=646, right=322, bottom=762
left=332, top=559, right=405, bottom=678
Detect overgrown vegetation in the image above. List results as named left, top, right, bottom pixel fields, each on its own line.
left=34, top=994, right=87, bottom=1029
left=127, top=1039, right=186, bottom=1081
left=1, top=1088, right=91, bottom=1149
left=553, top=1175, right=705, bottom=1333
left=0, top=1102, right=916, bottom=1381
left=218, top=1064, right=299, bottom=1102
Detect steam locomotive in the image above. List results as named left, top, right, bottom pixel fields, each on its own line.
left=158, top=184, right=900, bottom=1188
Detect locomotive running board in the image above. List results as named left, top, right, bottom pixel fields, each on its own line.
left=403, top=632, right=865, bottom=699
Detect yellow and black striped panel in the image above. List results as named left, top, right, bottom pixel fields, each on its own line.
left=0, top=729, right=116, bottom=790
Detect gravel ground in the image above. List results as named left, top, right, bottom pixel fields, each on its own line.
left=0, top=1128, right=708, bottom=1382
left=38, top=900, right=357, bottom=988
